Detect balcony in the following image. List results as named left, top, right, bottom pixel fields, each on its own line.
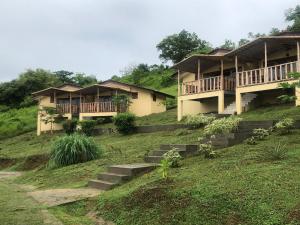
left=181, top=76, right=235, bottom=95
left=237, top=61, right=298, bottom=87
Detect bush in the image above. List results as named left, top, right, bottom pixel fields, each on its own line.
left=62, top=119, right=78, bottom=135
left=49, top=134, right=101, bottom=167
left=274, top=118, right=295, bottom=135
left=79, top=120, right=97, bottom=136
left=253, top=128, right=269, bottom=140
left=203, top=116, right=242, bottom=137
left=261, top=142, right=288, bottom=161
left=245, top=136, right=257, bottom=145
left=199, top=142, right=216, bottom=159
left=163, top=149, right=182, bottom=167
left=185, top=114, right=215, bottom=129
left=113, top=112, right=136, bottom=134
left=159, top=159, right=170, bottom=179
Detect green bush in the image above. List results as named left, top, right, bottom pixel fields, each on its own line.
left=49, top=134, right=101, bottom=167
left=245, top=136, right=257, bottom=145
left=62, top=119, right=78, bottom=135
left=199, top=142, right=216, bottom=158
left=253, top=128, right=269, bottom=140
left=185, top=114, right=215, bottom=129
left=261, top=142, right=288, bottom=161
left=203, top=116, right=242, bottom=137
left=274, top=118, right=295, bottom=135
left=113, top=113, right=136, bottom=134
left=163, top=149, right=182, bottom=167
left=79, top=120, right=97, bottom=136
left=158, top=159, right=170, bottom=179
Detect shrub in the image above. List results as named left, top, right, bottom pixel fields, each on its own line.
left=245, top=136, right=257, bottom=145
left=185, top=114, right=215, bottom=129
left=261, top=142, right=288, bottom=161
left=49, top=134, right=101, bottom=167
left=79, top=120, right=97, bottom=136
left=253, top=128, right=269, bottom=140
left=113, top=112, right=136, bottom=134
left=158, top=159, right=170, bottom=179
left=199, top=142, right=216, bottom=159
left=62, top=119, right=78, bottom=135
left=204, top=116, right=242, bottom=137
left=274, top=118, right=295, bottom=135
left=163, top=149, right=182, bottom=167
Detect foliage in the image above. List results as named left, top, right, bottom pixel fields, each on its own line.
left=274, top=118, right=295, bottom=135
left=162, top=149, right=182, bottom=168
left=245, top=136, right=257, bottom=145
left=261, top=142, right=288, bottom=161
left=113, top=112, right=136, bottom=134
left=49, top=134, right=101, bottom=168
left=156, top=30, right=212, bottom=63
left=253, top=128, right=270, bottom=140
left=39, top=107, right=63, bottom=134
left=199, top=142, right=216, bottom=158
left=112, top=94, right=132, bottom=113
left=184, top=114, right=215, bottom=129
left=54, top=70, right=97, bottom=87
left=220, top=39, right=236, bottom=50
left=62, top=119, right=78, bottom=135
left=277, top=94, right=296, bottom=103
left=285, top=5, right=300, bottom=32
left=158, top=159, right=170, bottom=179
left=79, top=120, right=97, bottom=136
left=203, top=116, right=242, bottom=137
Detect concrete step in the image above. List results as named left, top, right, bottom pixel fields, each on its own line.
left=107, top=163, right=157, bottom=176
left=160, top=144, right=198, bottom=152
left=97, top=172, right=131, bottom=183
left=144, top=156, right=163, bottom=163
left=88, top=180, right=117, bottom=190
left=148, top=150, right=169, bottom=156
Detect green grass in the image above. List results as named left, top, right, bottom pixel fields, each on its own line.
left=135, top=108, right=178, bottom=125
left=0, top=179, right=44, bottom=225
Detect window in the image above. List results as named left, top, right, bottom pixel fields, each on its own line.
left=132, top=93, right=138, bottom=99
left=152, top=94, right=156, bottom=102
left=50, top=94, right=54, bottom=103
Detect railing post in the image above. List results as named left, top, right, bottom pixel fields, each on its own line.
left=297, top=41, right=300, bottom=72
left=235, top=55, right=239, bottom=87
left=264, top=42, right=268, bottom=83
left=220, top=59, right=224, bottom=90
left=177, top=70, right=181, bottom=96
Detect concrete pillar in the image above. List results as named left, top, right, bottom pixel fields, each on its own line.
left=177, top=98, right=183, bottom=121
left=37, top=112, right=41, bottom=136
left=296, top=87, right=300, bottom=106
left=236, top=91, right=242, bottom=115
left=218, top=91, right=224, bottom=114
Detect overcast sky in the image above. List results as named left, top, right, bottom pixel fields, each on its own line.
left=0, top=0, right=298, bottom=82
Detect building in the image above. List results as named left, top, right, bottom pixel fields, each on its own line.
left=173, top=34, right=300, bottom=121
left=33, top=80, right=173, bottom=135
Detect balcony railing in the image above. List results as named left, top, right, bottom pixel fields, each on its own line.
left=56, top=104, right=79, bottom=114
left=237, top=61, right=298, bottom=87
left=181, top=76, right=235, bottom=95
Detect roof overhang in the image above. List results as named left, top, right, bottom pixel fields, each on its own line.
left=73, top=84, right=133, bottom=95
left=32, top=87, right=71, bottom=97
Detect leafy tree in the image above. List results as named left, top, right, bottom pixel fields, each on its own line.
left=54, top=70, right=74, bottom=84
left=73, top=73, right=97, bottom=87
left=156, top=30, right=212, bottom=63
left=269, top=27, right=281, bottom=35
left=285, top=5, right=300, bottom=32
left=238, top=38, right=250, bottom=47
left=131, top=64, right=149, bottom=85
left=112, top=94, right=132, bottom=113
left=220, top=39, right=236, bottom=50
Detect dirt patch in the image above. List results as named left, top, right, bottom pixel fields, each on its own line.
left=0, top=157, right=17, bottom=169
left=87, top=211, right=115, bottom=225
left=0, top=171, right=22, bottom=179
left=18, top=154, right=49, bottom=170
left=288, top=203, right=300, bottom=223
left=225, top=213, right=243, bottom=225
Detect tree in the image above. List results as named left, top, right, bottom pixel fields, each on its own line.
left=156, top=30, right=212, bottom=63
left=220, top=39, right=236, bottom=50
left=131, top=64, right=149, bottom=85
left=39, top=107, right=64, bottom=134
left=269, top=27, right=281, bottom=35
left=54, top=70, right=74, bottom=84
left=72, top=73, right=97, bottom=87
left=285, top=5, right=300, bottom=32
left=112, top=94, right=132, bottom=113
left=238, top=38, right=250, bottom=47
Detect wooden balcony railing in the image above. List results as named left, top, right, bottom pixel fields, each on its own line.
left=237, top=61, right=298, bottom=87
left=56, top=104, right=79, bottom=114
left=181, top=76, right=235, bottom=95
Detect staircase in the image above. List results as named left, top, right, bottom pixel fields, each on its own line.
left=89, top=144, right=198, bottom=190
left=223, top=93, right=257, bottom=114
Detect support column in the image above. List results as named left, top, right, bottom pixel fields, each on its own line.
left=235, top=56, right=239, bottom=87
left=236, top=91, right=242, bottom=115
left=54, top=91, right=56, bottom=104
left=177, top=99, right=183, bottom=121
left=297, top=41, right=300, bottom=72
left=264, top=42, right=268, bottom=82
left=69, top=93, right=72, bottom=118
left=220, top=59, right=224, bottom=90
left=79, top=92, right=82, bottom=114
left=177, top=70, right=181, bottom=96
left=218, top=91, right=224, bottom=114
left=197, top=59, right=201, bottom=80
left=296, top=87, right=300, bottom=106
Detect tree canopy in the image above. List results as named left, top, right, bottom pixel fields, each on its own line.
left=286, top=5, right=300, bottom=32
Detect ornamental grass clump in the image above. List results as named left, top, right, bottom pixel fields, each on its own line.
left=49, top=133, right=101, bottom=168
left=274, top=118, right=295, bottom=135
left=185, top=114, right=215, bottom=129
left=203, top=116, right=242, bottom=137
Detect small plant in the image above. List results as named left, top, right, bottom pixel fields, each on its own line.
left=163, top=149, right=182, bottom=167
left=199, top=142, right=216, bottom=159
left=79, top=120, right=97, bottom=136
left=262, top=142, right=288, bottom=161
left=159, top=159, right=170, bottom=179
left=274, top=118, right=295, bottom=135
left=185, top=114, right=215, bottom=129
left=253, top=128, right=269, bottom=140
left=49, top=133, right=101, bottom=168
left=62, top=119, right=78, bottom=135
left=113, top=112, right=136, bottom=135
left=112, top=94, right=132, bottom=113
left=245, top=136, right=257, bottom=145
left=204, top=116, right=242, bottom=137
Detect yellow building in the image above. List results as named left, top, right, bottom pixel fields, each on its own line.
left=173, top=34, right=300, bottom=121
left=33, top=80, right=173, bottom=135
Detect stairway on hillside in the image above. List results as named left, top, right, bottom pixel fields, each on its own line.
left=223, top=93, right=257, bottom=114
left=89, top=144, right=199, bottom=190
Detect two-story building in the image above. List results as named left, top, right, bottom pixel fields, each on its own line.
left=33, top=80, right=173, bottom=135
left=173, top=33, right=300, bottom=120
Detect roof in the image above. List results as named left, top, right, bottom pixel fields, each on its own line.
left=56, top=83, right=82, bottom=88
left=73, top=84, right=133, bottom=95
left=99, top=80, right=174, bottom=98
left=208, top=48, right=232, bottom=55
left=32, top=87, right=71, bottom=97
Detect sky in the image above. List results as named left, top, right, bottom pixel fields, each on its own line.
left=0, top=0, right=299, bottom=82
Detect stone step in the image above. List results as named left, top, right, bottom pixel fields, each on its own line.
left=97, top=172, right=131, bottom=183
left=148, top=150, right=169, bottom=156
left=160, top=144, right=198, bottom=152
left=88, top=180, right=117, bottom=190
left=107, top=163, right=157, bottom=176
left=144, top=156, right=163, bottom=163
